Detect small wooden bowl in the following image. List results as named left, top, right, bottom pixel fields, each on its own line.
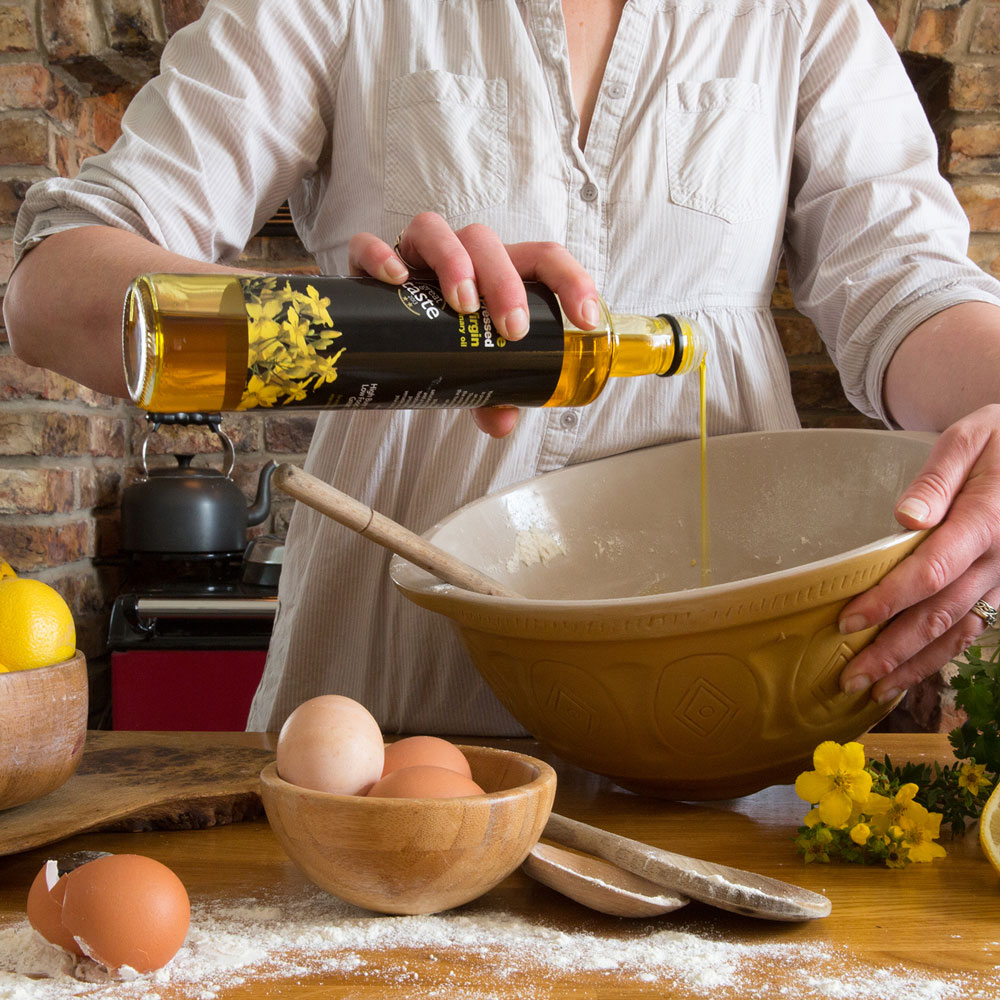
left=260, top=744, right=556, bottom=914
left=0, top=651, right=88, bottom=811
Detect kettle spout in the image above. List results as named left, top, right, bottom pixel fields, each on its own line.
left=248, top=460, right=278, bottom=526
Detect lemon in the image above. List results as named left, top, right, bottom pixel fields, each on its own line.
left=980, top=780, right=1000, bottom=875
left=0, top=578, right=76, bottom=671
left=0, top=559, right=16, bottom=581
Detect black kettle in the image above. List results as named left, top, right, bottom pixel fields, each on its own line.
left=120, top=413, right=277, bottom=555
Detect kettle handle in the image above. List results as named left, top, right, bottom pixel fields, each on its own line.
left=139, top=412, right=236, bottom=478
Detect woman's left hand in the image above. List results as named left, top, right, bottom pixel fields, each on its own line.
left=838, top=404, right=1000, bottom=704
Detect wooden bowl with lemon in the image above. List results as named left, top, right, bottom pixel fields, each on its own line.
left=0, top=565, right=86, bottom=811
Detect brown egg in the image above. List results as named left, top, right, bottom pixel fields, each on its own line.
left=367, top=764, right=485, bottom=799
left=277, top=694, right=385, bottom=795
left=26, top=861, right=83, bottom=957
left=381, top=736, right=472, bottom=779
left=58, top=854, right=190, bottom=973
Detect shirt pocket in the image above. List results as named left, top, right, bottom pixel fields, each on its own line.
left=665, top=78, right=770, bottom=224
left=385, top=70, right=508, bottom=219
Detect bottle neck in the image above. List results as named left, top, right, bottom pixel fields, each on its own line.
left=606, top=313, right=707, bottom=378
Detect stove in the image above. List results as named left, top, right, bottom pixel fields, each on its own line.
left=107, top=548, right=280, bottom=731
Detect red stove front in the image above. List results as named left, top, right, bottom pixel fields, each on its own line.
left=107, top=553, right=278, bottom=731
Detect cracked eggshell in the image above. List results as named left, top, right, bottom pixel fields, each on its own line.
left=58, top=854, right=190, bottom=973
left=26, top=860, right=84, bottom=957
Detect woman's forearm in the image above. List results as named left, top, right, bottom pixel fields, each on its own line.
left=3, top=226, right=247, bottom=398
left=884, top=301, right=1000, bottom=431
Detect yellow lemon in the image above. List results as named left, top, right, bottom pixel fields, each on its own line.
left=980, top=780, right=1000, bottom=875
left=0, top=559, right=16, bottom=581
left=0, top=578, right=76, bottom=671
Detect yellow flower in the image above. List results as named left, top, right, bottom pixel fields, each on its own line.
left=795, top=741, right=873, bottom=827
left=849, top=822, right=871, bottom=846
left=901, top=803, right=946, bottom=863
left=959, top=762, right=992, bottom=798
left=870, top=783, right=923, bottom=837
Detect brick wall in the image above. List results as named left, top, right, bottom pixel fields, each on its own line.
left=0, top=0, right=997, bottom=721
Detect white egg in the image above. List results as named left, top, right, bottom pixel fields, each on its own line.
left=276, top=695, right=385, bottom=795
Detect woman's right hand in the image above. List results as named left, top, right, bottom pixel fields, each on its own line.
left=348, top=213, right=601, bottom=437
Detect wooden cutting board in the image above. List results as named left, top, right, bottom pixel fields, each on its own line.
left=0, top=731, right=277, bottom=857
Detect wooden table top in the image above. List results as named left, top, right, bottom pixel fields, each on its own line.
left=1, top=732, right=997, bottom=999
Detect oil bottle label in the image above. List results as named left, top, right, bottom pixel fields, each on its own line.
left=239, top=275, right=565, bottom=409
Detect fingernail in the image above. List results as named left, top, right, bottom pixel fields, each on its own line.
left=581, top=298, right=601, bottom=329
left=896, top=496, right=931, bottom=522
left=384, top=256, right=408, bottom=281
left=875, top=687, right=901, bottom=706
left=504, top=307, right=529, bottom=340
left=456, top=279, right=479, bottom=314
left=843, top=675, right=871, bottom=695
left=839, top=614, right=868, bottom=634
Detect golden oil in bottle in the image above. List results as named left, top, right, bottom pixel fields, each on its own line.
left=123, top=273, right=706, bottom=413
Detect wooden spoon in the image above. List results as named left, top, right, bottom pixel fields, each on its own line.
left=273, top=463, right=521, bottom=598
left=522, top=841, right=689, bottom=917
left=544, top=813, right=831, bottom=922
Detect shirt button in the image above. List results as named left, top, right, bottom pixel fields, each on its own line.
left=580, top=182, right=599, bottom=203
left=560, top=410, right=579, bottom=428
left=606, top=83, right=628, bottom=99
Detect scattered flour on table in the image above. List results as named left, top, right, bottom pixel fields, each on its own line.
left=0, top=890, right=992, bottom=1000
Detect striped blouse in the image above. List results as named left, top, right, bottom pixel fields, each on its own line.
left=15, top=0, right=1000, bottom=734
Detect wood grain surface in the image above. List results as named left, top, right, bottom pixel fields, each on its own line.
left=0, top=731, right=275, bottom=856
left=1, top=732, right=998, bottom=999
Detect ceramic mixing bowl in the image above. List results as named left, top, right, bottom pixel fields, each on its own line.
left=260, top=744, right=556, bottom=914
left=0, top=651, right=88, bottom=810
left=390, top=429, right=936, bottom=799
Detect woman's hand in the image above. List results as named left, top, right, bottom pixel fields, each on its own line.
left=348, top=213, right=600, bottom=437
left=838, top=404, right=1000, bottom=704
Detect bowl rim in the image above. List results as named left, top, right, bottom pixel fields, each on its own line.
left=259, top=744, right=557, bottom=805
left=0, top=649, right=86, bottom=679
left=389, top=428, right=933, bottom=625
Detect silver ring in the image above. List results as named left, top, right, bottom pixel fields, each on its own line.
left=393, top=231, right=420, bottom=272
left=971, top=599, right=999, bottom=629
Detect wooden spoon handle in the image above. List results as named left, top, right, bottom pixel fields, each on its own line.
left=544, top=812, right=831, bottom=922
left=273, top=463, right=521, bottom=598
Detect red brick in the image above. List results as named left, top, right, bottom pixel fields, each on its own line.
left=0, top=242, right=15, bottom=286
left=91, top=100, right=123, bottom=150
left=0, top=4, right=36, bottom=52
left=970, top=5, right=1000, bottom=54
left=78, top=465, right=123, bottom=511
left=907, top=5, right=964, bottom=56
left=951, top=64, right=1000, bottom=111
left=0, top=521, right=91, bottom=570
left=0, top=177, right=31, bottom=227
left=0, top=118, right=49, bottom=167
left=0, top=352, right=48, bottom=400
left=0, top=64, right=53, bottom=110
left=86, top=414, right=126, bottom=457
left=868, top=0, right=904, bottom=39
left=263, top=413, right=319, bottom=454
left=161, top=0, right=207, bottom=36
left=774, top=314, right=824, bottom=356
left=953, top=179, right=1000, bottom=231
left=40, top=0, right=104, bottom=62
left=968, top=234, right=1000, bottom=279
left=102, top=0, right=163, bottom=54
left=0, top=467, right=76, bottom=514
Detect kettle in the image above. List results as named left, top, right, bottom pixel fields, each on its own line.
left=120, top=413, right=277, bottom=555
